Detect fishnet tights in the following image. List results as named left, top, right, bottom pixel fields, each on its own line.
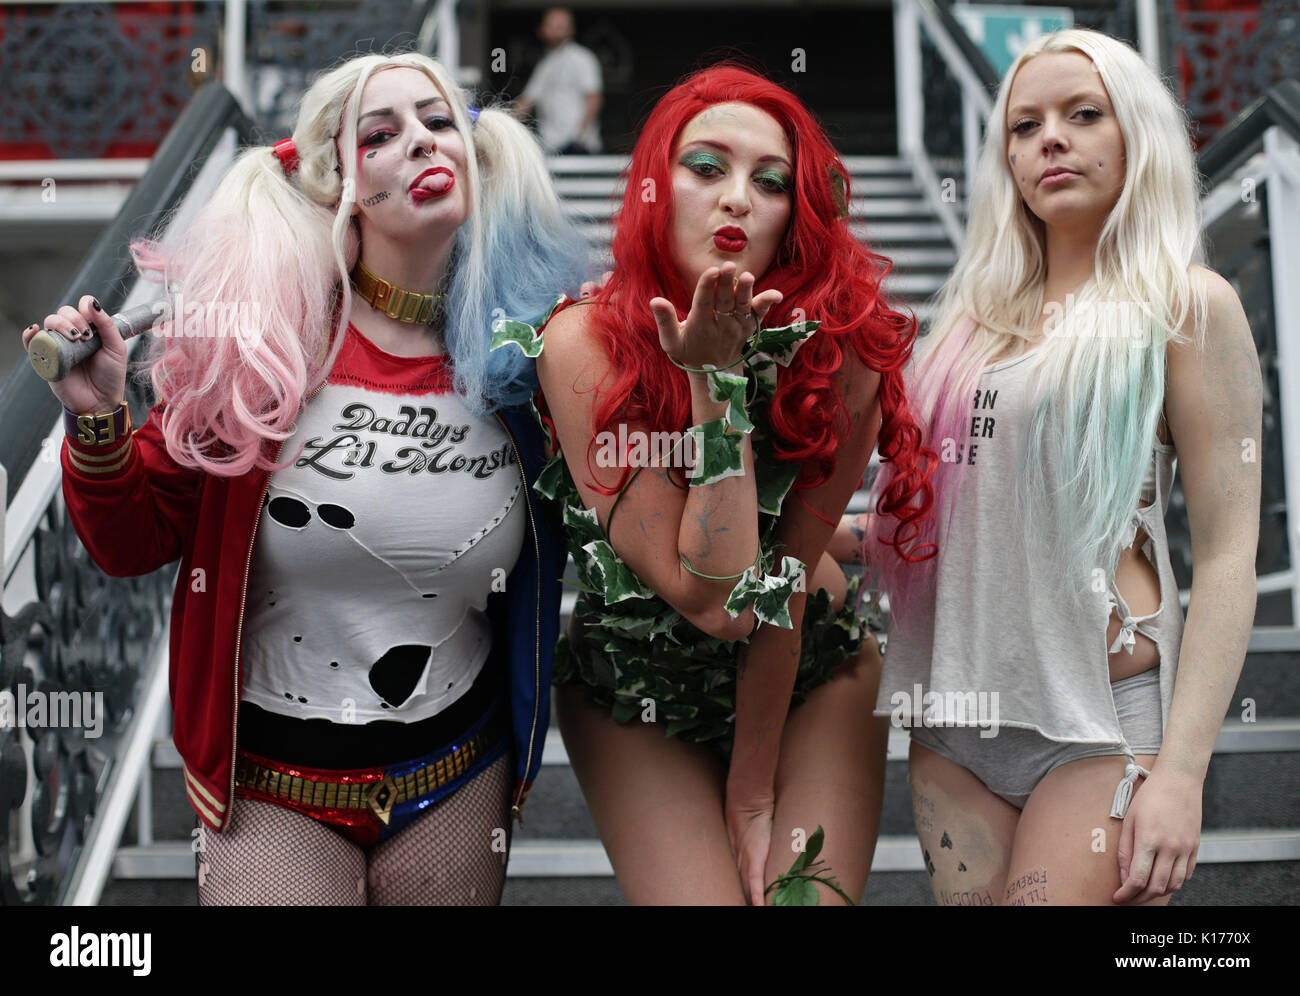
left=195, top=751, right=514, bottom=905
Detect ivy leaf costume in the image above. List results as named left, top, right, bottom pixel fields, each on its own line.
left=492, top=301, right=886, bottom=755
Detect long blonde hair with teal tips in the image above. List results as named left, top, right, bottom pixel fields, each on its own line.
left=870, top=28, right=1209, bottom=623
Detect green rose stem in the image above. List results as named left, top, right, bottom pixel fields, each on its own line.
left=764, top=825, right=856, bottom=906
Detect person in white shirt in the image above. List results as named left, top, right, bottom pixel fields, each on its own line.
left=513, top=7, right=603, bottom=154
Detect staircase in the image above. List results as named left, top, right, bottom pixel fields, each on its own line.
left=97, top=155, right=1300, bottom=906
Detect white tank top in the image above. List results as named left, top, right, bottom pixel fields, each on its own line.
left=240, top=325, right=525, bottom=725
left=875, top=345, right=1184, bottom=749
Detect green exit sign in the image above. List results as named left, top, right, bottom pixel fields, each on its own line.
left=952, top=4, right=1075, bottom=76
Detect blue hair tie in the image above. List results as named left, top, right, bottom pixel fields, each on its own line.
left=467, top=106, right=480, bottom=124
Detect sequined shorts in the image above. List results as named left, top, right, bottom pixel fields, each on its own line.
left=233, top=701, right=508, bottom=847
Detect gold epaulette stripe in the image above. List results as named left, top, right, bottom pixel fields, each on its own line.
left=69, top=434, right=134, bottom=460
left=184, top=766, right=227, bottom=814
left=68, top=438, right=134, bottom=475
left=185, top=782, right=220, bottom=827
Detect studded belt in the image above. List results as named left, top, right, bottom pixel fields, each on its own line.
left=233, top=703, right=506, bottom=844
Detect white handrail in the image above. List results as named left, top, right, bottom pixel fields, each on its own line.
left=1264, top=125, right=1300, bottom=629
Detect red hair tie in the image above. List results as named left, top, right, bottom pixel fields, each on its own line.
left=272, top=138, right=299, bottom=176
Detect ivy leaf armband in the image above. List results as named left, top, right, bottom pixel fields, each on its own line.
left=705, top=368, right=754, bottom=434
left=685, top=417, right=747, bottom=487
left=750, top=320, right=819, bottom=367
left=723, top=555, right=807, bottom=629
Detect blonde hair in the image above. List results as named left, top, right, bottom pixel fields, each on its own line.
left=135, top=52, right=585, bottom=475
left=872, top=28, right=1209, bottom=616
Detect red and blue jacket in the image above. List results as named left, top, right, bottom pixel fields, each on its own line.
left=61, top=390, right=566, bottom=833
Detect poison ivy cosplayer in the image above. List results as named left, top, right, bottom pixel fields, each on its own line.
left=26, top=53, right=585, bottom=905
left=856, top=30, right=1261, bottom=906
left=495, top=65, right=934, bottom=905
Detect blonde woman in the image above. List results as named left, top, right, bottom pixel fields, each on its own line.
left=860, top=29, right=1261, bottom=906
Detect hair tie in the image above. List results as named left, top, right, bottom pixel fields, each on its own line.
left=272, top=137, right=299, bottom=176
left=466, top=106, right=480, bottom=125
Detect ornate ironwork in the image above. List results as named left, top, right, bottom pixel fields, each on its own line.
left=921, top=33, right=965, bottom=163
left=1, top=384, right=173, bottom=905
left=0, top=3, right=222, bottom=159
left=0, top=1, right=439, bottom=158
left=1169, top=0, right=1300, bottom=147
left=247, top=0, right=437, bottom=137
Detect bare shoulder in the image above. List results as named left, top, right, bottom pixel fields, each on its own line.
left=536, top=300, right=604, bottom=374
left=1182, top=264, right=1248, bottom=341
left=538, top=298, right=597, bottom=349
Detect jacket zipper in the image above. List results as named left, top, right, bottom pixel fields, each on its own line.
left=496, top=411, right=542, bottom=826
left=225, top=378, right=328, bottom=829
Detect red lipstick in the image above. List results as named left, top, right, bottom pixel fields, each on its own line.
left=410, top=167, right=454, bottom=201
left=713, top=225, right=747, bottom=252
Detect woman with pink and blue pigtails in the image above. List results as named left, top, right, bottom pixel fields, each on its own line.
left=834, top=28, right=1261, bottom=906
left=22, top=52, right=586, bottom=905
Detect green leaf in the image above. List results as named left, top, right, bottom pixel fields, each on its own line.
left=789, top=848, right=810, bottom=875
left=770, top=877, right=820, bottom=906
left=686, top=418, right=746, bottom=487
left=754, top=454, right=799, bottom=516
left=533, top=451, right=567, bottom=502
left=564, top=503, right=604, bottom=548
left=752, top=320, right=819, bottom=367
left=584, top=540, right=655, bottom=604
left=534, top=293, right=568, bottom=330
left=706, top=369, right=754, bottom=434
left=490, top=318, right=544, bottom=357
left=724, top=556, right=807, bottom=629
left=804, top=825, right=825, bottom=865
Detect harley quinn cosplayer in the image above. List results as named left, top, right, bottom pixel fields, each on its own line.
left=855, top=29, right=1261, bottom=906
left=24, top=52, right=585, bottom=905
left=500, top=65, right=935, bottom=905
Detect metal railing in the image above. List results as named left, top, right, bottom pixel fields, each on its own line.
left=893, top=0, right=998, bottom=249
left=1195, top=80, right=1300, bottom=639
left=0, top=84, right=252, bottom=905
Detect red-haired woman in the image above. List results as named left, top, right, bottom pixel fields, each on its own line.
left=517, top=65, right=933, bottom=904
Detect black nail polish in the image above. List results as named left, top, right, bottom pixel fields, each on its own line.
left=92, top=299, right=102, bottom=311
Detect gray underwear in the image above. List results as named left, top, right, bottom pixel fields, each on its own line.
left=908, top=667, right=1163, bottom=810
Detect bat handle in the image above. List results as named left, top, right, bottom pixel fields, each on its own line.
left=27, top=329, right=102, bottom=383
left=26, top=300, right=170, bottom=382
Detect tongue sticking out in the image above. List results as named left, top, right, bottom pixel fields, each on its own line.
left=417, top=172, right=453, bottom=193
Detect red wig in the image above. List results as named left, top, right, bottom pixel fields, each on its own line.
left=583, top=64, right=935, bottom=566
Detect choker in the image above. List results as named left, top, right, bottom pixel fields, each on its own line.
left=350, top=260, right=445, bottom=326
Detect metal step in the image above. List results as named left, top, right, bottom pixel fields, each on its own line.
left=109, top=827, right=1300, bottom=882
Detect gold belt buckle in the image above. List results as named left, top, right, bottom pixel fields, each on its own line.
left=366, top=773, right=400, bottom=825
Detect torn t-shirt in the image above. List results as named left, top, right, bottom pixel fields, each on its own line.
left=240, top=324, right=525, bottom=725
left=874, top=346, right=1184, bottom=750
